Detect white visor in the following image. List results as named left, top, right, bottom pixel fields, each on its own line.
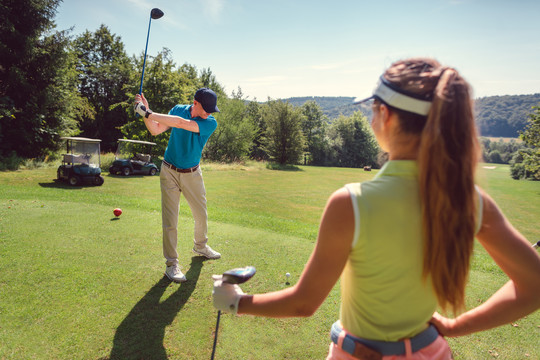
left=354, top=77, right=432, bottom=116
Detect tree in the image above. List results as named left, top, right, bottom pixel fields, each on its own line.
left=327, top=111, right=380, bottom=168
left=73, top=25, right=133, bottom=151
left=203, top=87, right=257, bottom=162
left=261, top=100, right=305, bottom=165
left=0, top=0, right=82, bottom=160
left=510, top=150, right=535, bottom=180
left=301, top=101, right=329, bottom=165
left=199, top=67, right=225, bottom=96
left=515, top=105, right=540, bottom=180
left=246, top=100, right=267, bottom=160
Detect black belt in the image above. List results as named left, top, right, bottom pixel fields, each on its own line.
left=331, top=321, right=439, bottom=357
left=162, top=160, right=199, bottom=173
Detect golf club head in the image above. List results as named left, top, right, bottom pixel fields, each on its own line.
left=534, top=240, right=540, bottom=249
left=222, top=266, right=256, bottom=284
left=151, top=8, right=164, bottom=19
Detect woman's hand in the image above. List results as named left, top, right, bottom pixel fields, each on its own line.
left=430, top=312, right=458, bottom=337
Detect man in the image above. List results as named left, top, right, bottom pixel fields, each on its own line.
left=134, top=88, right=221, bottom=283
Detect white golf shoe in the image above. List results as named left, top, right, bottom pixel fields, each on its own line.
left=192, top=245, right=221, bottom=259
left=165, top=264, right=187, bottom=283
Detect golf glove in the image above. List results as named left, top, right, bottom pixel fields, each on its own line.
left=134, top=102, right=152, bottom=118
left=212, top=275, right=245, bottom=315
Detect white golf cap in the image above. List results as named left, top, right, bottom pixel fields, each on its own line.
left=354, top=77, right=432, bottom=116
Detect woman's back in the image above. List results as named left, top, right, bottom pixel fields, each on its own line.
left=342, top=160, right=437, bottom=341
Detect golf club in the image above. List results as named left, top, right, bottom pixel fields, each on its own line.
left=139, top=8, right=164, bottom=95
left=211, top=266, right=256, bottom=360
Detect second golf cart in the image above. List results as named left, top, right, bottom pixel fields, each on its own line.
left=109, top=139, right=159, bottom=176
left=57, top=137, right=104, bottom=186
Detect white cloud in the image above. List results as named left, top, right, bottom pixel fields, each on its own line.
left=243, top=75, right=287, bottom=86
left=309, top=60, right=355, bottom=71
left=125, top=0, right=149, bottom=11
left=201, top=0, right=225, bottom=22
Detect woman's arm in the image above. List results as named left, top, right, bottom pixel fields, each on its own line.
left=431, top=188, right=540, bottom=336
left=237, top=187, right=355, bottom=317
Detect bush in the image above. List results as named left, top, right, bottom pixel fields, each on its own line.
left=0, top=152, right=24, bottom=171
left=488, top=150, right=503, bottom=164
left=510, top=163, right=529, bottom=180
left=510, top=149, right=537, bottom=180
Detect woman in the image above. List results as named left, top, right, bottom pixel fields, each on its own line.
left=212, top=58, right=540, bottom=359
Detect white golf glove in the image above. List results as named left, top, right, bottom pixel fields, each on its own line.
left=212, top=275, right=245, bottom=315
left=134, top=102, right=152, bottom=118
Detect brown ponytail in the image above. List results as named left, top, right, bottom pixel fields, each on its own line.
left=384, top=59, right=481, bottom=313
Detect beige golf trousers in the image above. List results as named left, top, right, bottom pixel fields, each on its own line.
left=160, top=164, right=208, bottom=266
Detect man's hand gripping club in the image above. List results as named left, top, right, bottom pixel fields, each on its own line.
left=134, top=93, right=153, bottom=118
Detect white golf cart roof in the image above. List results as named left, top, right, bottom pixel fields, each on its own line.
left=61, top=137, right=102, bottom=143
left=117, top=139, right=157, bottom=146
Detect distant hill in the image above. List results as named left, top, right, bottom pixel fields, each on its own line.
left=276, top=94, right=540, bottom=138
left=475, top=94, right=540, bottom=137
left=284, top=96, right=359, bottom=119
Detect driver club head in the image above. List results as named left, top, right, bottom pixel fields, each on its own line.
left=222, top=266, right=256, bottom=284
left=151, top=8, right=164, bottom=19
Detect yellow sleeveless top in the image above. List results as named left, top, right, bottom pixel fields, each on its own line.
left=341, top=160, right=482, bottom=341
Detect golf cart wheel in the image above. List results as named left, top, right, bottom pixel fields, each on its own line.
left=122, top=167, right=132, bottom=176
left=57, top=169, right=62, bottom=180
left=68, top=175, right=81, bottom=186
left=93, top=175, right=105, bottom=186
left=149, top=168, right=157, bottom=176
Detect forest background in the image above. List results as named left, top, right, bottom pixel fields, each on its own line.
left=1, top=1, right=539, bottom=179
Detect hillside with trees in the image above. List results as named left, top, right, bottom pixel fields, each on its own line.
left=281, top=94, right=540, bottom=138
left=475, top=94, right=540, bottom=137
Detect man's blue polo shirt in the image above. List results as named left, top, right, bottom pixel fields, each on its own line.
left=163, top=105, right=217, bottom=169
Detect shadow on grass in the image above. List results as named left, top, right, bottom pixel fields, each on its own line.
left=107, top=256, right=206, bottom=360
left=265, top=163, right=303, bottom=171
left=107, top=174, right=148, bottom=179
left=38, top=180, right=84, bottom=189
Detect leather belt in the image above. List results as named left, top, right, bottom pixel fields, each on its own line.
left=162, top=160, right=199, bottom=173
left=331, top=321, right=439, bottom=357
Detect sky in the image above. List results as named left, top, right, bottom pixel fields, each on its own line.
left=54, top=0, right=540, bottom=101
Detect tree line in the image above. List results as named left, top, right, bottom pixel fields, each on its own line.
left=285, top=94, right=540, bottom=140
left=475, top=94, right=540, bottom=138
left=1, top=1, right=537, bottom=180
left=0, top=1, right=380, bottom=170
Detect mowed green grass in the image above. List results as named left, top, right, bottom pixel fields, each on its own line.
left=0, top=162, right=538, bottom=359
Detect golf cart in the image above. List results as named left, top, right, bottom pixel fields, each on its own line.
left=109, top=139, right=159, bottom=176
left=57, top=137, right=104, bottom=186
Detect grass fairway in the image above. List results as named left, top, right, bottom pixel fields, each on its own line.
left=0, top=162, right=538, bottom=359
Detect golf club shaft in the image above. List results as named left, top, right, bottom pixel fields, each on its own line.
left=210, top=310, right=221, bottom=360
left=210, top=267, right=255, bottom=359
left=139, top=15, right=153, bottom=94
